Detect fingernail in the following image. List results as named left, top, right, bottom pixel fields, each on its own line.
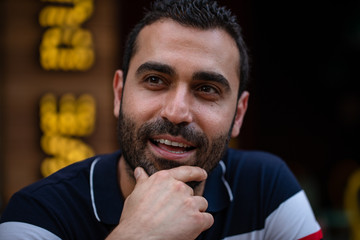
left=134, top=168, right=141, bottom=179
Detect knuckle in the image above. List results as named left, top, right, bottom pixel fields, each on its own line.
left=183, top=166, right=206, bottom=179
left=191, top=212, right=204, bottom=225
left=184, top=197, right=196, bottom=208
left=194, top=213, right=214, bottom=230
left=182, top=166, right=194, bottom=176
left=173, top=180, right=187, bottom=192
left=180, top=166, right=197, bottom=179
left=154, top=170, right=171, bottom=180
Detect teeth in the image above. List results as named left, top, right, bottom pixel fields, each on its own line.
left=155, top=139, right=190, bottom=148
left=169, top=150, right=186, bottom=154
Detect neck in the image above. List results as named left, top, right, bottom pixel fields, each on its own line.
left=118, top=156, right=136, bottom=199
left=117, top=156, right=206, bottom=199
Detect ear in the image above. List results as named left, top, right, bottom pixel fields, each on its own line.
left=113, top=70, right=124, bottom=118
left=230, top=91, right=249, bottom=138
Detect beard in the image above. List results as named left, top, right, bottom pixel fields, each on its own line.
left=117, top=109, right=231, bottom=186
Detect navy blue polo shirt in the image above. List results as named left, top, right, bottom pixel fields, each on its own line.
left=0, top=149, right=322, bottom=239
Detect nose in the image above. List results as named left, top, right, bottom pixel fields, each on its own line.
left=160, top=85, right=193, bottom=125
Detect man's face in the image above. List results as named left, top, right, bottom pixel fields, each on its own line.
left=114, top=19, right=248, bottom=176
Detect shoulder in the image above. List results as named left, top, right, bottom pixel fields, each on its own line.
left=223, top=148, right=302, bottom=215
left=224, top=149, right=300, bottom=192
left=0, top=151, right=121, bottom=239
left=2, top=154, right=99, bottom=211
left=225, top=148, right=287, bottom=170
left=12, top=151, right=120, bottom=198
left=0, top=222, right=61, bottom=240
left=221, top=149, right=322, bottom=239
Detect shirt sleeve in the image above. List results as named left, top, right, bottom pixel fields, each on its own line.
left=254, top=152, right=323, bottom=240
left=0, top=190, right=66, bottom=239
left=0, top=222, right=62, bottom=240
left=264, top=190, right=323, bottom=240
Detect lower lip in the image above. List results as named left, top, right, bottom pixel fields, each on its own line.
left=148, top=140, right=195, bottom=162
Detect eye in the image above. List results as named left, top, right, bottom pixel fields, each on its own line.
left=196, top=84, right=221, bottom=101
left=146, top=76, right=163, bottom=84
left=143, top=75, right=167, bottom=90
left=198, top=85, right=218, bottom=94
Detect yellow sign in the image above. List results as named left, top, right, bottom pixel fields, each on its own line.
left=39, top=0, right=95, bottom=71
left=40, top=93, right=96, bottom=176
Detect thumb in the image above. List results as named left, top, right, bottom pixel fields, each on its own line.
left=134, top=167, right=149, bottom=182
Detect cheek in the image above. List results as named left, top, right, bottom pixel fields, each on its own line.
left=194, top=104, right=235, bottom=138
left=121, top=88, right=162, bottom=122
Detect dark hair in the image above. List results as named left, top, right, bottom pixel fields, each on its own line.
left=122, top=0, right=250, bottom=97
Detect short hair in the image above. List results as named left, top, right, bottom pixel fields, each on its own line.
left=122, top=0, right=250, bottom=97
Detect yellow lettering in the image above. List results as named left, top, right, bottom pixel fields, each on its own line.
left=39, top=93, right=96, bottom=176
left=39, top=0, right=95, bottom=71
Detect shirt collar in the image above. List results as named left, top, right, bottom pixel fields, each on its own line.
left=90, top=150, right=232, bottom=225
left=91, top=151, right=123, bottom=225
left=203, top=157, right=233, bottom=212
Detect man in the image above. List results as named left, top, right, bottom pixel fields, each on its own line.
left=0, top=0, right=323, bottom=239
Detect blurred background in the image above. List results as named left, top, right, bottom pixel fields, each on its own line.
left=1, top=1, right=359, bottom=239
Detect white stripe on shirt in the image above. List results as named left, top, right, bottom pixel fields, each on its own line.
left=0, top=222, right=61, bottom=240
left=223, top=190, right=321, bottom=240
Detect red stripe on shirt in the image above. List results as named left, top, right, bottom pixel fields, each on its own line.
left=298, top=229, right=323, bottom=240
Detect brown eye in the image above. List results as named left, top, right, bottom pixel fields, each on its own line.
left=198, top=85, right=219, bottom=94
left=195, top=84, right=222, bottom=101
left=143, top=75, right=167, bottom=91
left=146, top=76, right=163, bottom=85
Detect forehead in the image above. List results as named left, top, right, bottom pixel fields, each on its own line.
left=130, top=19, right=240, bottom=90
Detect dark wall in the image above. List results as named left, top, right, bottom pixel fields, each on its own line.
left=245, top=1, right=359, bottom=238
left=249, top=0, right=360, bottom=210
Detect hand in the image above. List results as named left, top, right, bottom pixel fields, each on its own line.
left=106, top=166, right=214, bottom=240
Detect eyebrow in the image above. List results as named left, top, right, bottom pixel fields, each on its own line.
left=136, top=61, right=231, bottom=91
left=193, top=71, right=231, bottom=91
left=136, top=61, right=176, bottom=77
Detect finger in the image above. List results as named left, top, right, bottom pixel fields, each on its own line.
left=192, top=196, right=209, bottom=212
left=134, top=167, right=149, bottom=183
left=201, top=212, right=214, bottom=231
left=167, top=166, right=207, bottom=183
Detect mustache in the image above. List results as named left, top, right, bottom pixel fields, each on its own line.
left=137, top=118, right=208, bottom=148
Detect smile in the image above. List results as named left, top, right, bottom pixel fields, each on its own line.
left=150, top=138, right=196, bottom=154
left=155, top=138, right=190, bottom=148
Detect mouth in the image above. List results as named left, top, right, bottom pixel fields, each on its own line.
left=150, top=138, right=196, bottom=154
